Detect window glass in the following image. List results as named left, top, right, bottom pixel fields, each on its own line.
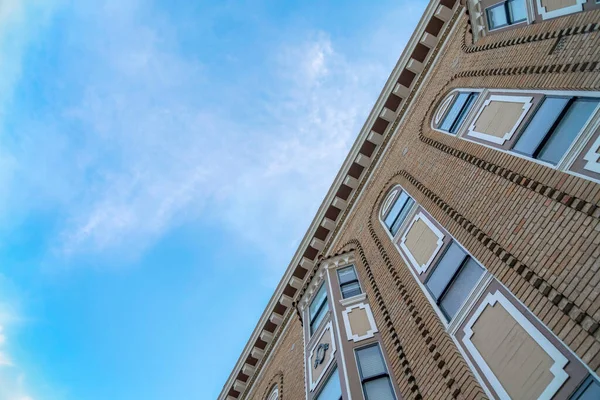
left=384, top=192, right=413, bottom=235
left=363, top=379, right=395, bottom=400
left=315, top=367, right=342, bottom=400
left=309, top=284, right=327, bottom=320
left=513, top=97, right=570, bottom=156
left=538, top=99, right=599, bottom=165
left=426, top=243, right=467, bottom=300
left=310, top=284, right=329, bottom=334
left=356, top=345, right=396, bottom=400
left=486, top=3, right=508, bottom=29
left=440, top=92, right=470, bottom=131
left=341, top=282, right=362, bottom=299
left=507, top=0, right=527, bottom=23
left=450, top=93, right=478, bottom=134
left=356, top=346, right=387, bottom=378
left=338, top=266, right=362, bottom=299
left=572, top=377, right=600, bottom=400
left=440, top=92, right=478, bottom=134
left=390, top=197, right=414, bottom=235
left=439, top=258, right=484, bottom=319
left=338, top=266, right=357, bottom=285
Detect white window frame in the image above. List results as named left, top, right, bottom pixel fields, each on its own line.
left=462, top=289, right=569, bottom=400
left=341, top=303, right=378, bottom=342
left=430, top=89, right=486, bottom=136
left=536, top=0, right=586, bottom=20
left=399, top=211, right=445, bottom=275
left=467, top=95, right=533, bottom=144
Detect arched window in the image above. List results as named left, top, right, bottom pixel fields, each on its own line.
left=432, top=88, right=600, bottom=183
left=267, top=386, right=278, bottom=400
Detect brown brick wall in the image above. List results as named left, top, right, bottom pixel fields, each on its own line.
left=248, top=318, right=306, bottom=400
left=330, top=8, right=600, bottom=400
left=244, top=7, right=600, bottom=400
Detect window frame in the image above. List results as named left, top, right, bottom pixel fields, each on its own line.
left=309, top=283, right=330, bottom=335
left=424, top=244, right=485, bottom=321
left=438, top=91, right=480, bottom=134
left=336, top=265, right=363, bottom=300
left=314, top=365, right=343, bottom=400
left=354, top=343, right=397, bottom=400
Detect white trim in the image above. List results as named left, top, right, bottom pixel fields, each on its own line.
left=308, top=321, right=337, bottom=392
left=326, top=269, right=353, bottom=399
left=536, top=0, right=586, bottom=20
left=341, top=303, right=379, bottom=342
left=462, top=290, right=569, bottom=400
left=467, top=95, right=533, bottom=144
left=582, top=134, right=600, bottom=173
left=399, top=211, right=445, bottom=274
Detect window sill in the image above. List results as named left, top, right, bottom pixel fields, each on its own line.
left=339, top=293, right=367, bottom=307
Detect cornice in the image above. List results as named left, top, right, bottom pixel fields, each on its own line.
left=218, top=0, right=463, bottom=398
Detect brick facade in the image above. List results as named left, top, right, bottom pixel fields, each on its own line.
left=220, top=2, right=600, bottom=399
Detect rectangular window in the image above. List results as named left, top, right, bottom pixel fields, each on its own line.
left=309, top=284, right=329, bottom=335
left=384, top=191, right=415, bottom=236
left=486, top=0, right=527, bottom=30
left=315, top=367, right=342, bottom=400
left=356, top=344, right=396, bottom=400
left=425, top=242, right=484, bottom=320
left=337, top=265, right=362, bottom=299
left=513, top=97, right=599, bottom=165
left=439, top=92, right=479, bottom=134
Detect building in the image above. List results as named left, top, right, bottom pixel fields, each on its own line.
left=218, top=0, right=600, bottom=398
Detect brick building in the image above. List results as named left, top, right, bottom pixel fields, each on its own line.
left=218, top=0, right=600, bottom=398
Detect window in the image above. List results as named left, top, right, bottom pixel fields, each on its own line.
left=315, top=367, right=342, bottom=400
left=486, top=0, right=527, bottom=30
left=309, top=284, right=329, bottom=335
left=571, top=376, right=600, bottom=400
left=383, top=190, right=414, bottom=235
left=425, top=242, right=484, bottom=320
left=513, top=97, right=600, bottom=165
left=337, top=266, right=362, bottom=299
left=439, top=91, right=479, bottom=134
left=356, top=344, right=396, bottom=400
left=267, top=386, right=279, bottom=400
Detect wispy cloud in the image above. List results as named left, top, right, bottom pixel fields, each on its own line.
left=0, top=0, right=424, bottom=276
left=0, top=0, right=403, bottom=274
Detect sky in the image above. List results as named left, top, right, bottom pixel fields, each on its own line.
left=0, top=0, right=427, bottom=399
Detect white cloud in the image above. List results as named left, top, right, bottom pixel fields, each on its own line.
left=0, top=0, right=425, bottom=278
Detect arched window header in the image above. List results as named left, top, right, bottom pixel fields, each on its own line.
left=267, top=385, right=279, bottom=400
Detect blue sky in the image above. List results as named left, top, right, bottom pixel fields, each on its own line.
left=0, top=0, right=426, bottom=398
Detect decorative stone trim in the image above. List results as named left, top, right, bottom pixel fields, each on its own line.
left=536, top=0, right=586, bottom=20
left=308, top=322, right=336, bottom=392
left=399, top=211, right=445, bottom=274
left=461, top=17, right=600, bottom=52
left=341, top=303, right=379, bottom=342
left=466, top=95, right=533, bottom=144
left=582, top=134, right=600, bottom=174
left=463, top=289, right=569, bottom=400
